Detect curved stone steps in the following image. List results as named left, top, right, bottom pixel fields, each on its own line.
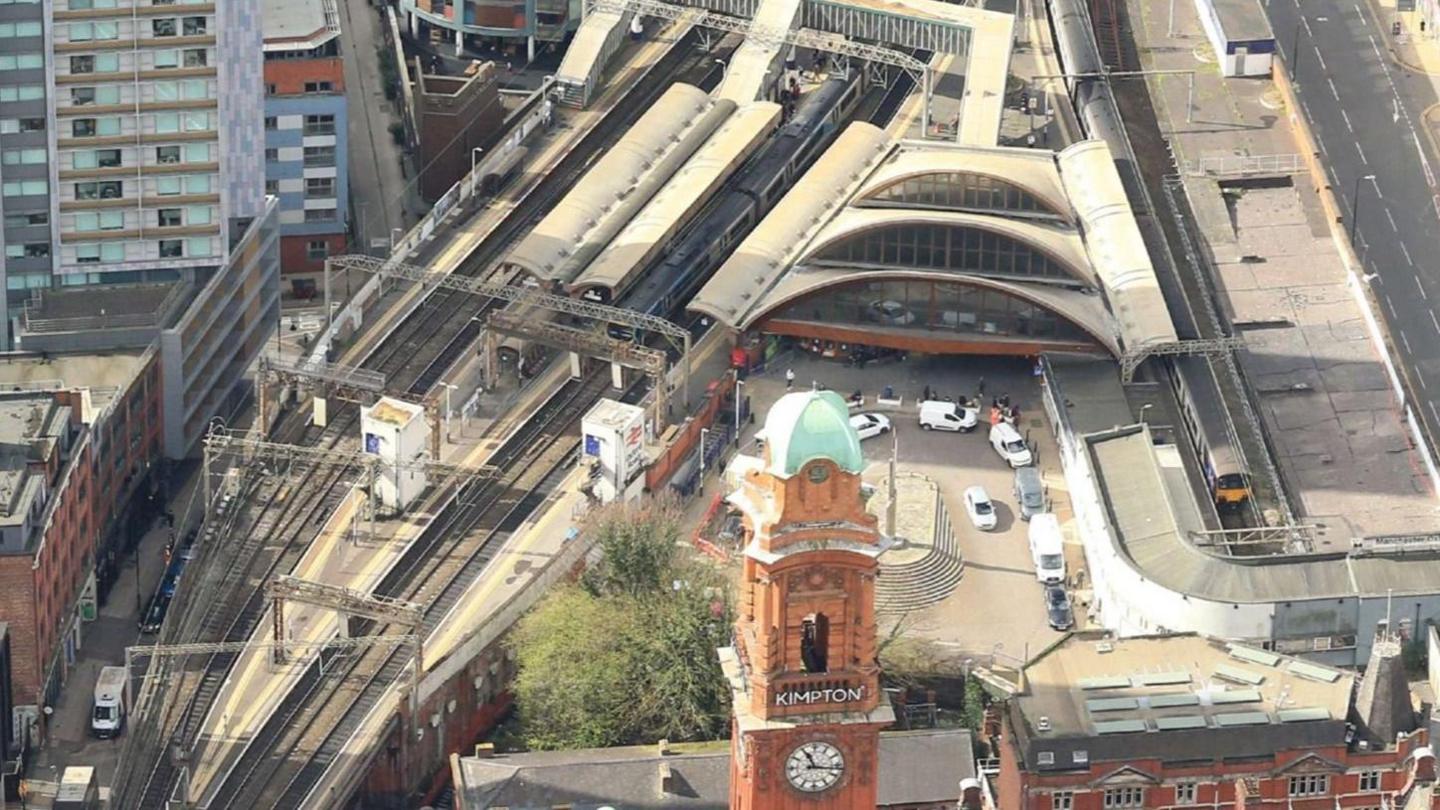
left=876, top=492, right=964, bottom=613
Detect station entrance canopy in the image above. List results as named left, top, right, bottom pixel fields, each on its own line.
left=690, top=131, right=1180, bottom=358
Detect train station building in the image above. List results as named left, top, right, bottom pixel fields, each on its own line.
left=690, top=135, right=1177, bottom=361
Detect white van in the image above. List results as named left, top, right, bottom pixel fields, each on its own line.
left=919, top=400, right=978, bottom=432
left=91, top=666, right=127, bottom=739
left=1028, top=514, right=1066, bottom=584
left=989, top=422, right=1032, bottom=467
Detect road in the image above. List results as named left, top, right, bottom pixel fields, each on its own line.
left=1268, top=0, right=1440, bottom=444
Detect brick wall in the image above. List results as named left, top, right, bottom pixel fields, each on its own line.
left=263, top=57, right=345, bottom=95
left=279, top=232, right=348, bottom=277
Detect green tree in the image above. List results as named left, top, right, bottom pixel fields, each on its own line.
left=508, top=500, right=732, bottom=750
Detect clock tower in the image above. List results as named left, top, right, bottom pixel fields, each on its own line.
left=719, top=390, right=895, bottom=809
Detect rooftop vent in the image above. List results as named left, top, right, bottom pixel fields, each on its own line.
left=1037, top=716, right=1051, bottom=733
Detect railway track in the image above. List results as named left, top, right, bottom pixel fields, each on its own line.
left=208, top=371, right=612, bottom=808
left=122, top=42, right=729, bottom=807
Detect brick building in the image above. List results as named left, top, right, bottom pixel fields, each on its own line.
left=996, top=632, right=1439, bottom=810
left=413, top=62, right=503, bottom=202
left=262, top=0, right=349, bottom=287
left=0, top=349, right=162, bottom=719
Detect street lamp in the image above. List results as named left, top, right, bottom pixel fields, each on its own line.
left=1139, top=403, right=1154, bottom=424
left=1350, top=173, right=1377, bottom=244
left=733, top=373, right=745, bottom=447
left=439, top=380, right=458, bottom=443
left=1291, top=18, right=1304, bottom=79
left=715, top=58, right=728, bottom=83
left=700, top=427, right=710, bottom=487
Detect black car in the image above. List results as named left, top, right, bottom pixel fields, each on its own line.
left=1044, top=585, right=1074, bottom=631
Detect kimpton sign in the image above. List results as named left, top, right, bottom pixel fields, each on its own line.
left=774, top=685, right=866, bottom=707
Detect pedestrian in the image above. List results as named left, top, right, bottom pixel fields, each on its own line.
left=977, top=375, right=986, bottom=396
left=923, top=385, right=932, bottom=402
left=786, top=368, right=795, bottom=390
left=1001, top=393, right=1010, bottom=409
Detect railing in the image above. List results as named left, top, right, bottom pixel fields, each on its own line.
left=1184, top=153, right=1305, bottom=178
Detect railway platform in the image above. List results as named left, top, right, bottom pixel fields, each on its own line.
left=1124, top=0, right=1440, bottom=540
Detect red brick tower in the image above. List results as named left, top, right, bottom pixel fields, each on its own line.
left=720, top=390, right=895, bottom=809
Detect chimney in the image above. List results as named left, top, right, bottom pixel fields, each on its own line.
left=958, top=777, right=984, bottom=810
left=1356, top=636, right=1418, bottom=744
left=473, top=742, right=495, bottom=759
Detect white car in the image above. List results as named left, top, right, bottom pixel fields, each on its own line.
left=849, top=413, right=892, bottom=441
left=866, top=300, right=917, bottom=326
left=963, top=485, right=998, bottom=531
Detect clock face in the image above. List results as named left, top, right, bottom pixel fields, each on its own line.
left=785, top=740, right=845, bottom=793
left=807, top=463, right=830, bottom=483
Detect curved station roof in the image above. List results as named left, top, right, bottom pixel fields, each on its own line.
left=690, top=132, right=1178, bottom=357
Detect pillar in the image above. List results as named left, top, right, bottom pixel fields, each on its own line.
left=408, top=11, right=418, bottom=39
left=610, top=362, right=624, bottom=390
left=455, top=27, right=463, bottom=56
left=527, top=34, right=535, bottom=62
left=569, top=352, right=582, bottom=380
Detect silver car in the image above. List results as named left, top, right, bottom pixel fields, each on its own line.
left=1013, top=466, right=1044, bottom=521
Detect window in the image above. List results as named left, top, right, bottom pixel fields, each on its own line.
left=95, top=148, right=120, bottom=167
left=6, top=242, right=48, bottom=258
left=0, top=21, right=42, bottom=37
left=74, top=210, right=123, bottom=231
left=0, top=53, right=43, bottom=71
left=70, top=55, right=95, bottom=74
left=2, top=179, right=46, bottom=196
left=72, top=119, right=95, bottom=137
left=264, top=116, right=277, bottom=130
left=1052, top=792, right=1073, bottom=810
left=151, top=18, right=176, bottom=36
left=155, top=145, right=180, bottom=164
left=184, top=143, right=208, bottom=162
left=304, top=208, right=336, bottom=223
left=307, top=239, right=329, bottom=260
left=2, top=148, right=45, bottom=165
left=181, top=48, right=205, bottom=67
left=263, top=147, right=278, bottom=161
left=1104, top=788, right=1145, bottom=808
left=72, top=86, right=118, bottom=106
left=155, top=176, right=181, bottom=195
left=186, top=236, right=211, bottom=257
left=303, top=114, right=335, bottom=135
left=4, top=212, right=47, bottom=227
left=1359, top=772, right=1381, bottom=792
left=156, top=208, right=180, bottom=227
left=186, top=205, right=210, bottom=224
left=0, top=117, right=44, bottom=133
left=153, top=50, right=179, bottom=69
left=74, top=244, right=101, bottom=263
left=158, top=239, right=182, bottom=257
left=183, top=175, right=209, bottom=194
left=799, top=613, right=828, bottom=672
left=181, top=111, right=207, bottom=131
left=303, top=145, right=335, bottom=167
left=264, top=179, right=278, bottom=195
left=0, top=85, right=44, bottom=102
left=1288, top=775, right=1329, bottom=797
left=74, top=180, right=122, bottom=200
left=154, top=112, right=179, bottom=133
left=95, top=53, right=120, bottom=72
left=181, top=16, right=205, bottom=35
left=303, top=81, right=332, bottom=93
left=305, top=177, right=334, bottom=198
left=264, top=82, right=276, bottom=95
left=1175, top=783, right=1197, bottom=805
left=182, top=79, right=206, bottom=99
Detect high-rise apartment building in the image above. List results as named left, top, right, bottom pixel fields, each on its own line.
left=262, top=0, right=347, bottom=288
left=0, top=0, right=264, bottom=347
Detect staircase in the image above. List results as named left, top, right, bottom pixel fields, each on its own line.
left=875, top=491, right=964, bottom=613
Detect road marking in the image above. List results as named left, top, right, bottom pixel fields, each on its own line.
left=1305, top=15, right=1317, bottom=34
left=1420, top=369, right=1430, bottom=391
left=1431, top=310, right=1440, bottom=333
left=1401, top=241, right=1415, bottom=265
left=1385, top=207, right=1398, bottom=231
left=1355, top=141, right=1368, bottom=163
left=1370, top=33, right=1384, bottom=59
left=1386, top=295, right=1397, bottom=318
left=1418, top=273, right=1428, bottom=298
left=1419, top=133, right=1438, bottom=187
left=1313, top=43, right=1327, bottom=70
left=1328, top=77, right=1340, bottom=100
left=1430, top=401, right=1440, bottom=428
left=1341, top=109, right=1354, bottom=132
left=1401, top=329, right=1413, bottom=354
left=1433, top=194, right=1440, bottom=221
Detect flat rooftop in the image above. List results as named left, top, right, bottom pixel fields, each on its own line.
left=261, top=0, right=339, bottom=49
left=1013, top=632, right=1352, bottom=770
left=0, top=350, right=149, bottom=404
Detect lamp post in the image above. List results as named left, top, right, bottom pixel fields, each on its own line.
left=699, top=428, right=710, bottom=490
left=1351, top=173, right=1377, bottom=245
left=439, top=381, right=458, bottom=443
left=470, top=147, right=485, bottom=195
left=1139, top=403, right=1154, bottom=424
left=733, top=373, right=745, bottom=447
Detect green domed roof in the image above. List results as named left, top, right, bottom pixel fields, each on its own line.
left=764, top=390, right=865, bottom=477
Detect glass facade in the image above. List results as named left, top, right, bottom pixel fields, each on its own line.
left=811, top=223, right=1084, bottom=286
left=866, top=172, right=1065, bottom=219
left=765, top=278, right=1099, bottom=346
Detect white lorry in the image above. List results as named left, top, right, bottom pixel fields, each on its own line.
left=91, top=665, right=127, bottom=739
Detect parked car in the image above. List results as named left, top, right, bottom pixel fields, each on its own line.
left=919, top=400, right=978, bottom=432
left=1013, top=466, right=1045, bottom=521
left=850, top=413, right=892, bottom=441
left=1044, top=585, right=1074, bottom=631
left=989, top=422, right=1032, bottom=467
left=866, top=300, right=917, bottom=326
left=963, top=485, right=997, bottom=531
left=1028, top=514, right=1066, bottom=584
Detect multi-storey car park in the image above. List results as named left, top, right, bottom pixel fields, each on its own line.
left=109, top=0, right=1440, bottom=804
